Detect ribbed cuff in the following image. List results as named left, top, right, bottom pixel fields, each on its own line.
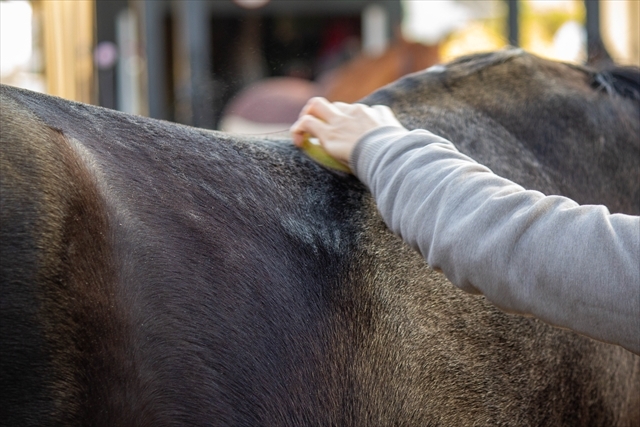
left=349, top=126, right=409, bottom=185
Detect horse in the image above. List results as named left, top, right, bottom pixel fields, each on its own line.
left=1, top=48, right=638, bottom=426
left=320, top=37, right=440, bottom=103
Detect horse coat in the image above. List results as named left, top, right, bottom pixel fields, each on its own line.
left=1, top=48, right=639, bottom=426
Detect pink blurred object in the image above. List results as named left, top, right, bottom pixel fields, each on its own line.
left=219, top=77, right=320, bottom=134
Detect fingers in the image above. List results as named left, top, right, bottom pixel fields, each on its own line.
left=292, top=97, right=402, bottom=158
left=298, top=97, right=341, bottom=122
left=333, top=101, right=352, bottom=111
left=290, top=115, right=328, bottom=147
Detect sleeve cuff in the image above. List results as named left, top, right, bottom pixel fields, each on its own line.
left=350, top=126, right=453, bottom=189
left=349, top=126, right=410, bottom=182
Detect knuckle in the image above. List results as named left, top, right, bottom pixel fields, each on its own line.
left=308, top=97, right=322, bottom=108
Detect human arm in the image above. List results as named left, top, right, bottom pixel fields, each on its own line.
left=353, top=126, right=639, bottom=355
left=291, top=98, right=640, bottom=355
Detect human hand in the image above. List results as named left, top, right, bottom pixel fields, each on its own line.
left=290, top=97, right=403, bottom=167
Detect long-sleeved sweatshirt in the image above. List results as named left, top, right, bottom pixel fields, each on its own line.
left=350, top=126, right=640, bottom=355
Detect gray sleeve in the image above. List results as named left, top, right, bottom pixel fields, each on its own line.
left=350, top=126, right=640, bottom=355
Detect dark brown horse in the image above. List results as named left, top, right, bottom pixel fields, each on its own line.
left=1, top=48, right=638, bottom=426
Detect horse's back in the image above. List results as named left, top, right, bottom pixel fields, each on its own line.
left=1, top=66, right=639, bottom=427
left=1, top=90, right=140, bottom=425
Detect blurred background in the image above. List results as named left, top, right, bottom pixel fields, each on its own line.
left=1, top=0, right=638, bottom=133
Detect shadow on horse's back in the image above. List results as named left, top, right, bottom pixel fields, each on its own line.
left=1, top=48, right=639, bottom=426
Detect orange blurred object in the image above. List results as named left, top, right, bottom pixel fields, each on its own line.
left=321, top=37, right=440, bottom=103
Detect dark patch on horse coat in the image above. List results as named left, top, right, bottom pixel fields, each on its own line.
left=1, top=97, right=135, bottom=425
left=1, top=48, right=639, bottom=426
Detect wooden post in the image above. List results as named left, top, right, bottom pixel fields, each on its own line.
left=507, top=0, right=519, bottom=47
left=585, top=0, right=599, bottom=38
left=585, top=0, right=620, bottom=65
left=630, top=0, right=640, bottom=66
left=600, top=0, right=640, bottom=66
left=41, top=0, right=95, bottom=103
left=171, top=0, right=215, bottom=128
left=139, top=0, right=173, bottom=121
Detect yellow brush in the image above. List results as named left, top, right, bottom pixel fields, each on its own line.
left=299, top=134, right=352, bottom=174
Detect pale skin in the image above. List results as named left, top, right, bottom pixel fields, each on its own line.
left=290, top=97, right=403, bottom=167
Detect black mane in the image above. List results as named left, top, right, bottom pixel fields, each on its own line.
left=591, top=66, right=640, bottom=101
left=438, top=47, right=640, bottom=103
left=434, top=46, right=526, bottom=79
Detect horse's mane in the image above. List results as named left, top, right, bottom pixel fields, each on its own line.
left=437, top=47, right=525, bottom=80
left=591, top=66, right=640, bottom=101
left=439, top=47, right=640, bottom=103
